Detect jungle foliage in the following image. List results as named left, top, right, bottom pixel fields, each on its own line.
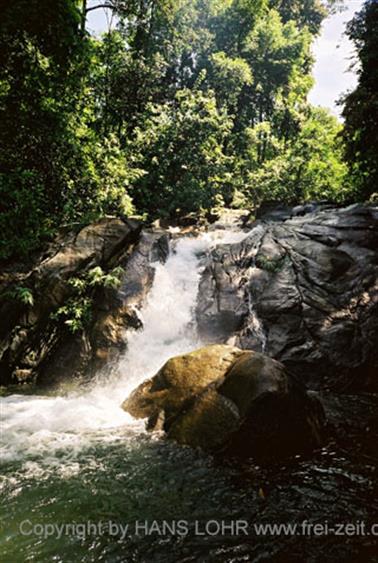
left=0, top=0, right=375, bottom=259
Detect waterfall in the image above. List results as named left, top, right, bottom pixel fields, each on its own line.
left=0, top=226, right=252, bottom=465
left=243, top=224, right=267, bottom=352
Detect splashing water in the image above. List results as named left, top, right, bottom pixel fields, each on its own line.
left=0, top=227, right=253, bottom=465
left=1, top=222, right=375, bottom=563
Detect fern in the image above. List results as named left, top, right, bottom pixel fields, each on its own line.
left=12, top=286, right=34, bottom=307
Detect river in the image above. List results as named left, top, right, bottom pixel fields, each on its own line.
left=0, top=224, right=376, bottom=562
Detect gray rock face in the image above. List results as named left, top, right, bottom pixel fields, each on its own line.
left=0, top=219, right=170, bottom=388
left=122, top=344, right=325, bottom=460
left=197, top=205, right=378, bottom=392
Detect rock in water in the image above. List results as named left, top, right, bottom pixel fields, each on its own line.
left=122, top=345, right=325, bottom=460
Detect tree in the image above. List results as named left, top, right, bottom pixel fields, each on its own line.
left=0, top=0, right=135, bottom=260
left=241, top=10, right=313, bottom=129
left=239, top=107, right=349, bottom=204
left=206, top=52, right=253, bottom=113
left=130, top=89, right=233, bottom=217
left=268, top=0, right=327, bottom=34
left=0, top=0, right=84, bottom=258
left=0, top=0, right=359, bottom=260
left=212, top=0, right=268, bottom=55
left=342, top=0, right=378, bottom=201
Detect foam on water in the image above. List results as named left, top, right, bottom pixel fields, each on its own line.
left=1, top=227, right=254, bottom=465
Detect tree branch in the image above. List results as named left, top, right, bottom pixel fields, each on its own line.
left=86, top=3, right=115, bottom=13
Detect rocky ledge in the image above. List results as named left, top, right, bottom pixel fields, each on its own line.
left=0, top=218, right=170, bottom=388
left=122, top=344, right=325, bottom=460
left=197, top=204, right=378, bottom=392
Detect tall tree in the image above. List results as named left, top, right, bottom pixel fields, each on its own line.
left=268, top=0, right=326, bottom=34
left=130, top=88, right=233, bottom=216
left=342, top=0, right=378, bottom=201
left=0, top=0, right=356, bottom=260
left=0, top=0, right=83, bottom=258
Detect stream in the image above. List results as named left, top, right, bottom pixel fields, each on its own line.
left=1, top=224, right=377, bottom=562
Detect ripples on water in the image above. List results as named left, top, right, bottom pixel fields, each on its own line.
left=1, top=224, right=377, bottom=562
left=1, top=431, right=377, bottom=562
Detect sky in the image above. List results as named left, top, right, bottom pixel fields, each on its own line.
left=308, top=0, right=364, bottom=116
left=87, top=0, right=364, bottom=118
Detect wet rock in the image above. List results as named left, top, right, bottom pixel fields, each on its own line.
left=197, top=224, right=266, bottom=345
left=150, top=234, right=171, bottom=263
left=123, top=344, right=243, bottom=420
left=255, top=202, right=293, bottom=222
left=197, top=204, right=378, bottom=392
left=122, top=345, right=325, bottom=459
left=0, top=218, right=173, bottom=388
left=31, top=218, right=140, bottom=310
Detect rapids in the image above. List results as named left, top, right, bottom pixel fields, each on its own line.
left=0, top=222, right=376, bottom=563
left=0, top=226, right=253, bottom=466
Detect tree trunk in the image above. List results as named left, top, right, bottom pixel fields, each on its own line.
left=81, top=0, right=88, bottom=33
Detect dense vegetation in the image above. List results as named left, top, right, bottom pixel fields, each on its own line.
left=342, top=0, right=378, bottom=201
left=0, top=0, right=376, bottom=260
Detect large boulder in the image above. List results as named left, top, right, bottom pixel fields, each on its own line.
left=197, top=204, right=378, bottom=392
left=122, top=345, right=325, bottom=460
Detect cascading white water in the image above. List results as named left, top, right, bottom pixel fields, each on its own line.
left=0, top=222, right=369, bottom=563
left=0, top=226, right=254, bottom=465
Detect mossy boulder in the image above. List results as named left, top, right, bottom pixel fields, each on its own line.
left=122, top=345, right=325, bottom=460
left=123, top=345, right=243, bottom=420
